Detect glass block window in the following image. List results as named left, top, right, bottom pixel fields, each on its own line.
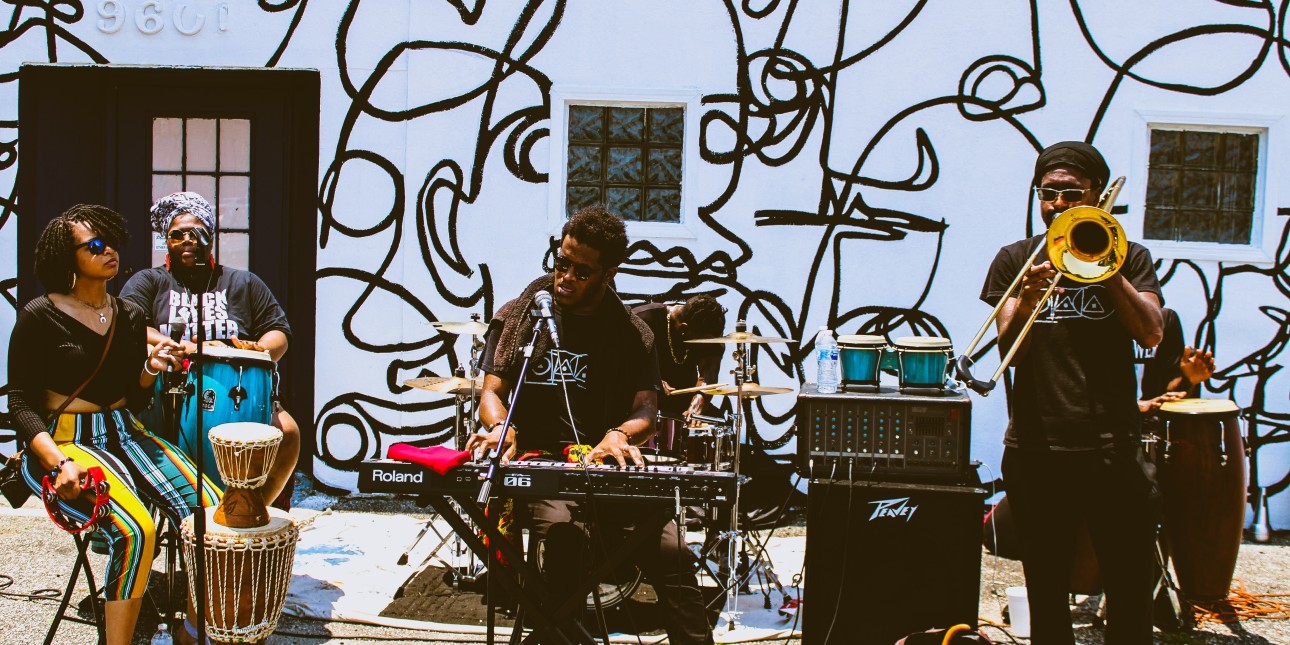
left=151, top=118, right=252, bottom=268
left=1144, top=128, right=1259, bottom=245
left=565, top=105, right=683, bottom=223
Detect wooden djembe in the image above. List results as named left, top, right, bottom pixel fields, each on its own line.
left=181, top=422, right=298, bottom=644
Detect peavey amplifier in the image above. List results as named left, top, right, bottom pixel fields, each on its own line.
left=803, top=479, right=985, bottom=645
left=797, top=384, right=972, bottom=482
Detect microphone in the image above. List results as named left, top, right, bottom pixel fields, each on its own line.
left=166, top=320, right=188, bottom=373
left=533, top=290, right=560, bottom=348
left=191, top=228, right=212, bottom=266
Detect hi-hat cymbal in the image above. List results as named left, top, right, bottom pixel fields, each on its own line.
left=685, top=331, right=794, bottom=344
left=669, top=383, right=729, bottom=396
left=405, top=376, right=483, bottom=395
left=702, top=383, right=794, bottom=397
left=429, top=320, right=490, bottom=336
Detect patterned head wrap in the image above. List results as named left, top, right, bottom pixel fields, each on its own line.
left=149, top=191, right=216, bottom=234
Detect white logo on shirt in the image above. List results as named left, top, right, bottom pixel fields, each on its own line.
left=528, top=349, right=589, bottom=388
left=166, top=289, right=240, bottom=340
left=1042, top=284, right=1115, bottom=321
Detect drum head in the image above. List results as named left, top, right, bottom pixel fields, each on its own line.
left=838, top=334, right=887, bottom=347
left=197, top=345, right=274, bottom=364
left=893, top=335, right=951, bottom=349
left=210, top=421, right=282, bottom=445
left=1159, top=398, right=1240, bottom=418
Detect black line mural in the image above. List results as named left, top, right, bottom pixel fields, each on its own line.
left=0, top=2, right=1287, bottom=521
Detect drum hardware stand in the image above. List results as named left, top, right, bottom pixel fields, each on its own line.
left=716, top=321, right=753, bottom=631
left=1244, top=410, right=1286, bottom=543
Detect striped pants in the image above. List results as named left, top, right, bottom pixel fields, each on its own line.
left=22, top=408, right=221, bottom=600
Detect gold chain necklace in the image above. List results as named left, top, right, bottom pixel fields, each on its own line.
left=666, top=312, right=688, bottom=364
left=71, top=294, right=110, bottom=324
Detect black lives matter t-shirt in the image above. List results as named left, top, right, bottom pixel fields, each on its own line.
left=120, top=266, right=291, bottom=344
left=482, top=299, right=660, bottom=454
left=981, top=235, right=1162, bottom=451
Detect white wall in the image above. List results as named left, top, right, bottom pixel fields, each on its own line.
left=1, top=1, right=1287, bottom=529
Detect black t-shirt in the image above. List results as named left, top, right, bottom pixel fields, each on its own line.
left=482, top=297, right=660, bottom=454
left=1139, top=308, right=1185, bottom=401
left=631, top=303, right=721, bottom=418
left=980, top=235, right=1162, bottom=450
left=120, top=266, right=291, bottom=344
left=6, top=296, right=151, bottom=444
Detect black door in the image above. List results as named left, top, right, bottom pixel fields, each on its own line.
left=18, top=64, right=319, bottom=473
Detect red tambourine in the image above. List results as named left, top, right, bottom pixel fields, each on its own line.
left=42, top=466, right=110, bottom=534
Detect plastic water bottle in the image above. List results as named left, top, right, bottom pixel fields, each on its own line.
left=150, top=623, right=174, bottom=645
left=815, top=326, right=840, bottom=394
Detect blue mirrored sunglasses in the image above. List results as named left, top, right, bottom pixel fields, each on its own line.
left=74, top=238, right=110, bottom=255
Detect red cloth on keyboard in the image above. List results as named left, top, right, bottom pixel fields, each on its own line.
left=387, top=444, right=470, bottom=475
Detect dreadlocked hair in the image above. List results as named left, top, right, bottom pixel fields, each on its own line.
left=678, top=294, right=727, bottom=339
left=561, top=205, right=628, bottom=268
left=34, top=204, right=129, bottom=294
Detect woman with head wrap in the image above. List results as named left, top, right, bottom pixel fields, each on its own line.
left=120, top=191, right=300, bottom=508
left=8, top=205, right=221, bottom=645
left=978, top=142, right=1164, bottom=643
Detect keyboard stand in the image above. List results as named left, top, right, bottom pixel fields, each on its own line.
left=425, top=493, right=674, bottom=645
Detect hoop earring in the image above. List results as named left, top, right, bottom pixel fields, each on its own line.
left=70, top=272, right=76, bottom=290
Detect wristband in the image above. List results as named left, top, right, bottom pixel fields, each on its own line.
left=54, top=456, right=74, bottom=474
left=606, top=427, right=628, bottom=439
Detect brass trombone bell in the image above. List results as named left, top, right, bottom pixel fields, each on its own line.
left=1047, top=205, right=1127, bottom=283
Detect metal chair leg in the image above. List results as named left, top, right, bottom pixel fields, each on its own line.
left=45, top=532, right=107, bottom=645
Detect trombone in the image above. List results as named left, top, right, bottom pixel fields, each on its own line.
left=954, top=176, right=1126, bottom=395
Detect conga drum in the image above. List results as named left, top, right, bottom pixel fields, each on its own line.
left=1157, top=398, right=1245, bottom=600
left=180, top=347, right=276, bottom=488
left=183, top=422, right=297, bottom=643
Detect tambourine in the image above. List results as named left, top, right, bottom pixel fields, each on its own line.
left=42, top=466, right=110, bottom=534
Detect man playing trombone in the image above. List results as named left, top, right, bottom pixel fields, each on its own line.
left=981, top=141, right=1164, bottom=644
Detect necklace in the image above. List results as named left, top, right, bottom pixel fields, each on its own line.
left=71, top=294, right=110, bottom=324
left=665, top=312, right=688, bottom=364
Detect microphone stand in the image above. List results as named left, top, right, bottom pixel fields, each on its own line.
left=478, top=317, right=543, bottom=645
left=191, top=259, right=210, bottom=644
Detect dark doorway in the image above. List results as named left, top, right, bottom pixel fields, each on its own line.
left=18, top=64, right=319, bottom=474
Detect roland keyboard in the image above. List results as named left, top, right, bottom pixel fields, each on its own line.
left=358, top=459, right=739, bottom=506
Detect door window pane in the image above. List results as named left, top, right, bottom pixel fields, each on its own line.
left=218, top=231, right=249, bottom=270
left=186, top=119, right=218, bottom=172
left=152, top=118, right=183, bottom=171
left=219, top=176, right=250, bottom=229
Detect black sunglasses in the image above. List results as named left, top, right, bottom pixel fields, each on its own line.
left=167, top=227, right=208, bottom=242
left=1033, top=187, right=1092, bottom=203
left=74, top=238, right=110, bottom=255
left=553, top=254, right=597, bottom=281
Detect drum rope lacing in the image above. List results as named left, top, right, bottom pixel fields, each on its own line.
left=182, top=523, right=299, bottom=642
left=215, top=439, right=281, bottom=489
left=1189, top=578, right=1290, bottom=626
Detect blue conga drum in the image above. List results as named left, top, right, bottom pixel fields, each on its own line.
left=892, top=336, right=953, bottom=390
left=179, top=346, right=275, bottom=488
left=838, top=335, right=888, bottom=390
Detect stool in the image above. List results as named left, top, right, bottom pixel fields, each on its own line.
left=46, top=529, right=108, bottom=645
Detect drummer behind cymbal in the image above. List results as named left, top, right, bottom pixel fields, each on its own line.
left=631, top=295, right=727, bottom=423
left=1138, top=307, right=1216, bottom=413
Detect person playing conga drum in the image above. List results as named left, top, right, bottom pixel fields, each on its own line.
left=120, top=192, right=299, bottom=507
left=7, top=205, right=221, bottom=645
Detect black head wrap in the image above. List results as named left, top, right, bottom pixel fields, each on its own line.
left=1033, top=141, right=1109, bottom=190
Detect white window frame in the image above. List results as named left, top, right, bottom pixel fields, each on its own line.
left=547, top=85, right=702, bottom=241
left=1130, top=109, right=1282, bottom=265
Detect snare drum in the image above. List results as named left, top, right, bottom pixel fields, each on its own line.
left=685, top=423, right=735, bottom=470
left=180, top=346, right=275, bottom=489
left=838, top=335, right=888, bottom=389
left=1157, top=398, right=1244, bottom=600
left=892, top=336, right=953, bottom=389
left=647, top=415, right=687, bottom=463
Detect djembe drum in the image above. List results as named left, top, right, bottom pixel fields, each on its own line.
left=182, top=422, right=298, bottom=644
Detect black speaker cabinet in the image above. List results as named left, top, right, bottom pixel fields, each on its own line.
left=804, top=479, right=985, bottom=645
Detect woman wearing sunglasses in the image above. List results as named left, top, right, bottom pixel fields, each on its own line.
left=120, top=191, right=299, bottom=510
left=7, top=204, right=221, bottom=645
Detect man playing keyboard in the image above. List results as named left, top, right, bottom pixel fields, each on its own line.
left=466, top=206, right=712, bottom=644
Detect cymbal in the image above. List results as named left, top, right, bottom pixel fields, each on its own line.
left=702, top=383, right=794, bottom=397
left=669, top=383, right=728, bottom=396
left=430, top=320, right=489, bottom=336
left=685, top=331, right=794, bottom=345
left=405, top=376, right=483, bottom=395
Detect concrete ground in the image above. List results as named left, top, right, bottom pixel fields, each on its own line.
left=2, top=476, right=1286, bottom=644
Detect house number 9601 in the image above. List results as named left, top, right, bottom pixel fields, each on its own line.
left=97, top=1, right=230, bottom=35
